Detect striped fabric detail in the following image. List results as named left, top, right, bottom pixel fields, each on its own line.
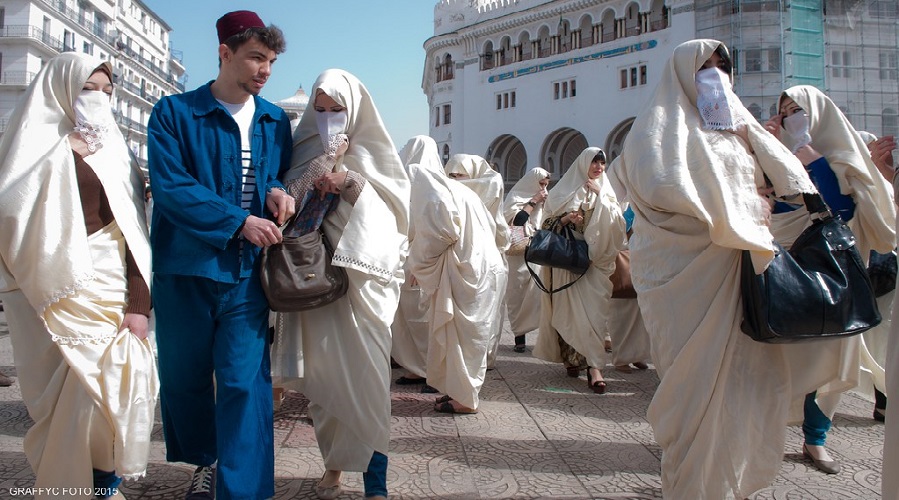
left=241, top=148, right=255, bottom=210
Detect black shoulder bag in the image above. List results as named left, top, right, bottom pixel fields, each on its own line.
left=524, top=221, right=591, bottom=294
left=741, top=193, right=881, bottom=343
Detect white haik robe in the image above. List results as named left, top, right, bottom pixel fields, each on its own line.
left=408, top=161, right=506, bottom=410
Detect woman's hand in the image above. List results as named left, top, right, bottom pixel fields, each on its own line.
left=793, top=144, right=823, bottom=166
left=314, top=172, right=349, bottom=200
left=757, top=185, right=775, bottom=226
left=763, top=115, right=782, bottom=140
left=868, top=135, right=896, bottom=181
left=531, top=189, right=547, bottom=204
left=325, top=134, right=349, bottom=158
left=68, top=132, right=95, bottom=157
left=584, top=179, right=601, bottom=194
left=121, top=313, right=149, bottom=340
left=561, top=210, right=584, bottom=226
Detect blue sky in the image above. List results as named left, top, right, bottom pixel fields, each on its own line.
left=142, top=0, right=435, bottom=148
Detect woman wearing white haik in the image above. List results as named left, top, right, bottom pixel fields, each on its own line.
left=272, top=69, right=409, bottom=500
left=0, top=52, right=156, bottom=500
left=764, top=85, right=895, bottom=475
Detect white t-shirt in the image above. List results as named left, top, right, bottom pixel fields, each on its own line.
left=217, top=98, right=256, bottom=211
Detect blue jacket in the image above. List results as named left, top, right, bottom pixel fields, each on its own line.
left=147, top=82, right=292, bottom=283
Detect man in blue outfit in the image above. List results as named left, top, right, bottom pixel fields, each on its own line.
left=147, top=10, right=294, bottom=500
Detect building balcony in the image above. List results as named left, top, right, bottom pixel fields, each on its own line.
left=117, top=42, right=185, bottom=92
left=117, top=78, right=158, bottom=106
left=38, top=0, right=117, bottom=48
left=115, top=112, right=147, bottom=136
left=0, top=71, right=38, bottom=86
left=0, top=25, right=64, bottom=52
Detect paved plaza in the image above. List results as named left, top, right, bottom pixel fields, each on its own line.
left=0, top=306, right=888, bottom=499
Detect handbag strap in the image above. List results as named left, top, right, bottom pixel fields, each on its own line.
left=802, top=192, right=833, bottom=222
left=525, top=259, right=586, bottom=294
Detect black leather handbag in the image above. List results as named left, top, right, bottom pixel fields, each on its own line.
left=741, top=193, right=881, bottom=343
left=867, top=249, right=897, bottom=297
left=525, top=224, right=590, bottom=274
left=524, top=223, right=591, bottom=294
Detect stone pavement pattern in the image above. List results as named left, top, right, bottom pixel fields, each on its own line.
left=0, top=305, right=887, bottom=499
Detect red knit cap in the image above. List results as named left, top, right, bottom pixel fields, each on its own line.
left=215, top=10, right=265, bottom=44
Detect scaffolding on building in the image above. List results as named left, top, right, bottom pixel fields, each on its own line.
left=693, top=0, right=898, bottom=138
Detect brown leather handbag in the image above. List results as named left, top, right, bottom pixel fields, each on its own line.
left=610, top=250, right=637, bottom=298
left=260, top=225, right=348, bottom=312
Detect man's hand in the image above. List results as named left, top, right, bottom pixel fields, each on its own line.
left=121, top=313, right=149, bottom=340
left=241, top=215, right=283, bottom=247
left=266, top=188, right=296, bottom=226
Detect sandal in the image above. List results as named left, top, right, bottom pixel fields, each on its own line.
left=566, top=367, right=581, bottom=378
left=435, top=395, right=452, bottom=404
left=614, top=364, right=633, bottom=373
left=396, top=375, right=426, bottom=385
left=434, top=400, right=478, bottom=414
left=587, top=367, right=607, bottom=394
left=633, top=361, right=649, bottom=370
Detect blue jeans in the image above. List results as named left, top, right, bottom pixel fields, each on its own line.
left=92, top=469, right=122, bottom=499
left=363, top=451, right=389, bottom=497
left=154, top=271, right=274, bottom=500
left=802, top=391, right=832, bottom=446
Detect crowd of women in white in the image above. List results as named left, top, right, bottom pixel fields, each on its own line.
left=2, top=37, right=896, bottom=500
left=381, top=38, right=899, bottom=499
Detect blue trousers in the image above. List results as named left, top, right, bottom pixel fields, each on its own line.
left=802, top=391, right=832, bottom=446
left=154, top=272, right=274, bottom=500
left=363, top=451, right=389, bottom=498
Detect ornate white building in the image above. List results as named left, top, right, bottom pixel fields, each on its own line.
left=0, top=0, right=186, bottom=169
left=423, top=0, right=898, bottom=188
left=274, top=85, right=309, bottom=132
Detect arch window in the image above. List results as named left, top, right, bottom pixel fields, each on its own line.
left=537, top=26, right=551, bottom=58
left=519, top=31, right=532, bottom=60
left=481, top=41, right=495, bottom=71
left=747, top=103, right=762, bottom=121
left=578, top=15, right=593, bottom=48
left=624, top=3, right=641, bottom=37
left=601, top=10, right=616, bottom=43
left=558, top=20, right=572, bottom=54
left=436, top=54, right=454, bottom=82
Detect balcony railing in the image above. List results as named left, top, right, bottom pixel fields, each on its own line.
left=118, top=43, right=184, bottom=92
left=0, top=25, right=64, bottom=51
left=115, top=112, right=147, bottom=135
left=39, top=0, right=117, bottom=47
left=0, top=71, right=38, bottom=86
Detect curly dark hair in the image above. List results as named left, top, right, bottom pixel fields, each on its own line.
left=223, top=25, right=286, bottom=55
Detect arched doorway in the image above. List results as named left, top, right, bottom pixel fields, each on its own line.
left=540, top=128, right=588, bottom=178
left=485, top=134, right=527, bottom=191
left=606, top=117, right=635, bottom=162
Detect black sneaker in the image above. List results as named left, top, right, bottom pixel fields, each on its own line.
left=185, top=465, right=215, bottom=499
